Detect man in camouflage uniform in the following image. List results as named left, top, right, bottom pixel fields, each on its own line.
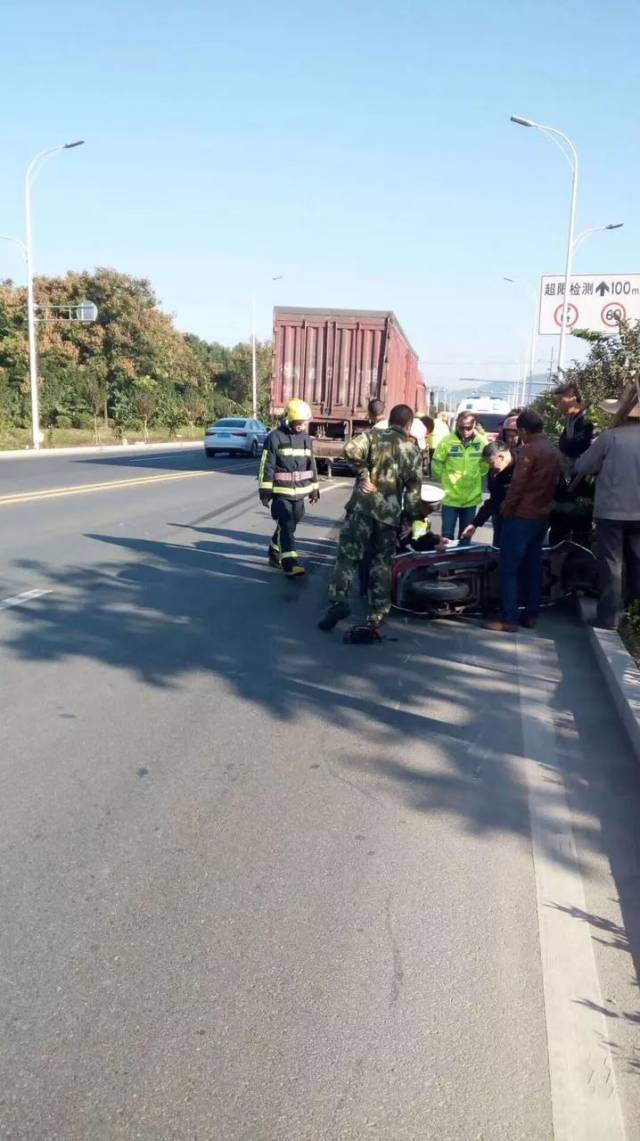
left=318, top=403, right=423, bottom=633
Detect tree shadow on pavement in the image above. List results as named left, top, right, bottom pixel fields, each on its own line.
left=547, top=624, right=640, bottom=1059
left=3, top=524, right=640, bottom=888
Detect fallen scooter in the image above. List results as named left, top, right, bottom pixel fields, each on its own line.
left=391, top=538, right=598, bottom=618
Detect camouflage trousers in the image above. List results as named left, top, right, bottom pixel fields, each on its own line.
left=328, top=507, right=397, bottom=626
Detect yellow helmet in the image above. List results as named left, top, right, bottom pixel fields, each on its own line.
left=286, top=398, right=312, bottom=423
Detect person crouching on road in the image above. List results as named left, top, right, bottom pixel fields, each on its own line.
left=318, top=403, right=423, bottom=634
left=461, top=442, right=515, bottom=548
left=259, top=398, right=320, bottom=577
left=486, top=410, right=562, bottom=633
left=431, top=412, right=488, bottom=543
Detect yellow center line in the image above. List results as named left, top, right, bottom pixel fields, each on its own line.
left=0, top=469, right=214, bottom=506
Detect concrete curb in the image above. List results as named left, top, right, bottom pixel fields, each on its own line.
left=578, top=596, right=640, bottom=762
left=0, top=440, right=202, bottom=461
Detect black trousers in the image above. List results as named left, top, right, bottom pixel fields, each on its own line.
left=595, top=519, right=640, bottom=628
left=270, top=498, right=305, bottom=569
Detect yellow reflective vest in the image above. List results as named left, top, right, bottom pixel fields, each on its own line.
left=431, top=432, right=488, bottom=508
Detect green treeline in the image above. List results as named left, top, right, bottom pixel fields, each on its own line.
left=0, top=268, right=272, bottom=442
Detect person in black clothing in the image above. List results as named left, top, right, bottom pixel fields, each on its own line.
left=548, top=382, right=595, bottom=546
left=554, top=382, right=594, bottom=471
left=461, top=441, right=514, bottom=547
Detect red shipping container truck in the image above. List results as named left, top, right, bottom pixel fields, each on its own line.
left=271, top=307, right=427, bottom=464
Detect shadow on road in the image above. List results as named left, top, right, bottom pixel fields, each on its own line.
left=74, top=450, right=258, bottom=476
left=4, top=517, right=640, bottom=939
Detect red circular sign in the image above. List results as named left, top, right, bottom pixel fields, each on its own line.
left=601, top=302, right=626, bottom=327
left=553, top=302, right=579, bottom=329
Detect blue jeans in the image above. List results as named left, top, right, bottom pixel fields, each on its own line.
left=441, top=505, right=477, bottom=545
left=500, top=517, right=548, bottom=625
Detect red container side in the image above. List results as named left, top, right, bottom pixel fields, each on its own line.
left=271, top=308, right=427, bottom=429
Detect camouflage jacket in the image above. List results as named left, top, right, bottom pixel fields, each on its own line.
left=344, top=426, right=423, bottom=526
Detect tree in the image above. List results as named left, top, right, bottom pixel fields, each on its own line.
left=534, top=320, right=640, bottom=431
left=0, top=268, right=274, bottom=438
left=79, top=361, right=109, bottom=443
left=132, top=376, right=160, bottom=441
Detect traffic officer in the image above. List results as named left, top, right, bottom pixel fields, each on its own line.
left=318, top=403, right=423, bottom=635
left=258, top=398, right=320, bottom=577
left=431, top=412, right=488, bottom=543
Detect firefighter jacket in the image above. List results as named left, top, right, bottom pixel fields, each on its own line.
left=431, top=431, right=488, bottom=508
left=258, top=423, right=319, bottom=500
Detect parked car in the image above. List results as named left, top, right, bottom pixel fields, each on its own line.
left=204, top=418, right=268, bottom=458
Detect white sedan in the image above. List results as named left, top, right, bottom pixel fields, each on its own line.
left=204, top=418, right=268, bottom=459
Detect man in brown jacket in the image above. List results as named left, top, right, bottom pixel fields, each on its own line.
left=486, top=409, right=562, bottom=632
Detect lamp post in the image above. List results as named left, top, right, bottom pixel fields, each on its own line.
left=25, top=140, right=84, bottom=449
left=251, top=275, right=283, bottom=419
left=0, top=234, right=27, bottom=262
left=572, top=221, right=623, bottom=256
left=504, top=277, right=537, bottom=403
left=510, top=116, right=578, bottom=373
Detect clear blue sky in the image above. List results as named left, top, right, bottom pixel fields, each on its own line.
left=2, top=0, right=638, bottom=391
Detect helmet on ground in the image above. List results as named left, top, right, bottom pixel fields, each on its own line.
left=286, top=398, right=312, bottom=423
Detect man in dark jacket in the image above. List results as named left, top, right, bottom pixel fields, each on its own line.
left=575, top=394, right=640, bottom=629
left=549, top=382, right=595, bottom=545
left=259, top=398, right=320, bottom=577
left=486, top=410, right=562, bottom=632
left=461, top=441, right=515, bottom=547
left=554, top=382, right=594, bottom=470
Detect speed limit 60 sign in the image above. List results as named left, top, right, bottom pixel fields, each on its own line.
left=539, top=274, right=640, bottom=335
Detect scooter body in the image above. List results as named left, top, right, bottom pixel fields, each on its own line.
left=391, top=540, right=598, bottom=617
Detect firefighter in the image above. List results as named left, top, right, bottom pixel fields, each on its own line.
left=258, top=398, right=320, bottom=577
left=318, top=403, right=423, bottom=634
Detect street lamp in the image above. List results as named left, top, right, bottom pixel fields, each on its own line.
left=510, top=115, right=578, bottom=373
left=251, top=275, right=283, bottom=419
left=0, top=234, right=27, bottom=262
left=572, top=222, right=623, bottom=256
left=504, top=277, right=537, bottom=403
left=25, top=140, right=85, bottom=449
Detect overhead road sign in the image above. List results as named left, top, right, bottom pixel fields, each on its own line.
left=539, top=274, right=640, bottom=335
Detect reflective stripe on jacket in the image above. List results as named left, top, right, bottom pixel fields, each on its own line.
left=431, top=432, right=488, bottom=508
left=259, top=424, right=319, bottom=498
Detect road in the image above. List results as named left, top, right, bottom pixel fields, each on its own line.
left=1, top=445, right=640, bottom=1140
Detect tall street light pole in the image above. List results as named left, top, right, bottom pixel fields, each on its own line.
left=251, top=275, right=283, bottom=419
left=510, top=116, right=578, bottom=374
left=504, top=277, right=537, bottom=403
left=25, top=140, right=84, bottom=449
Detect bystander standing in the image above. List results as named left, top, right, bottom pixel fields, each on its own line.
left=432, top=413, right=488, bottom=543
left=574, top=392, right=640, bottom=629
left=486, top=410, right=562, bottom=632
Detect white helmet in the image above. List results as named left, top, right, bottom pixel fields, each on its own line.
left=420, top=481, right=445, bottom=506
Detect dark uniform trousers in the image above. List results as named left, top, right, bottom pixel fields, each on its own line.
left=270, top=498, right=305, bottom=571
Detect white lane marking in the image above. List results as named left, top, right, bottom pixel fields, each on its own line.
left=0, top=469, right=211, bottom=506
left=517, top=635, right=627, bottom=1141
left=0, top=588, right=52, bottom=611
left=319, top=481, right=350, bottom=495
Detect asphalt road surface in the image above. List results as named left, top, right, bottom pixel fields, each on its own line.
left=1, top=446, right=640, bottom=1140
